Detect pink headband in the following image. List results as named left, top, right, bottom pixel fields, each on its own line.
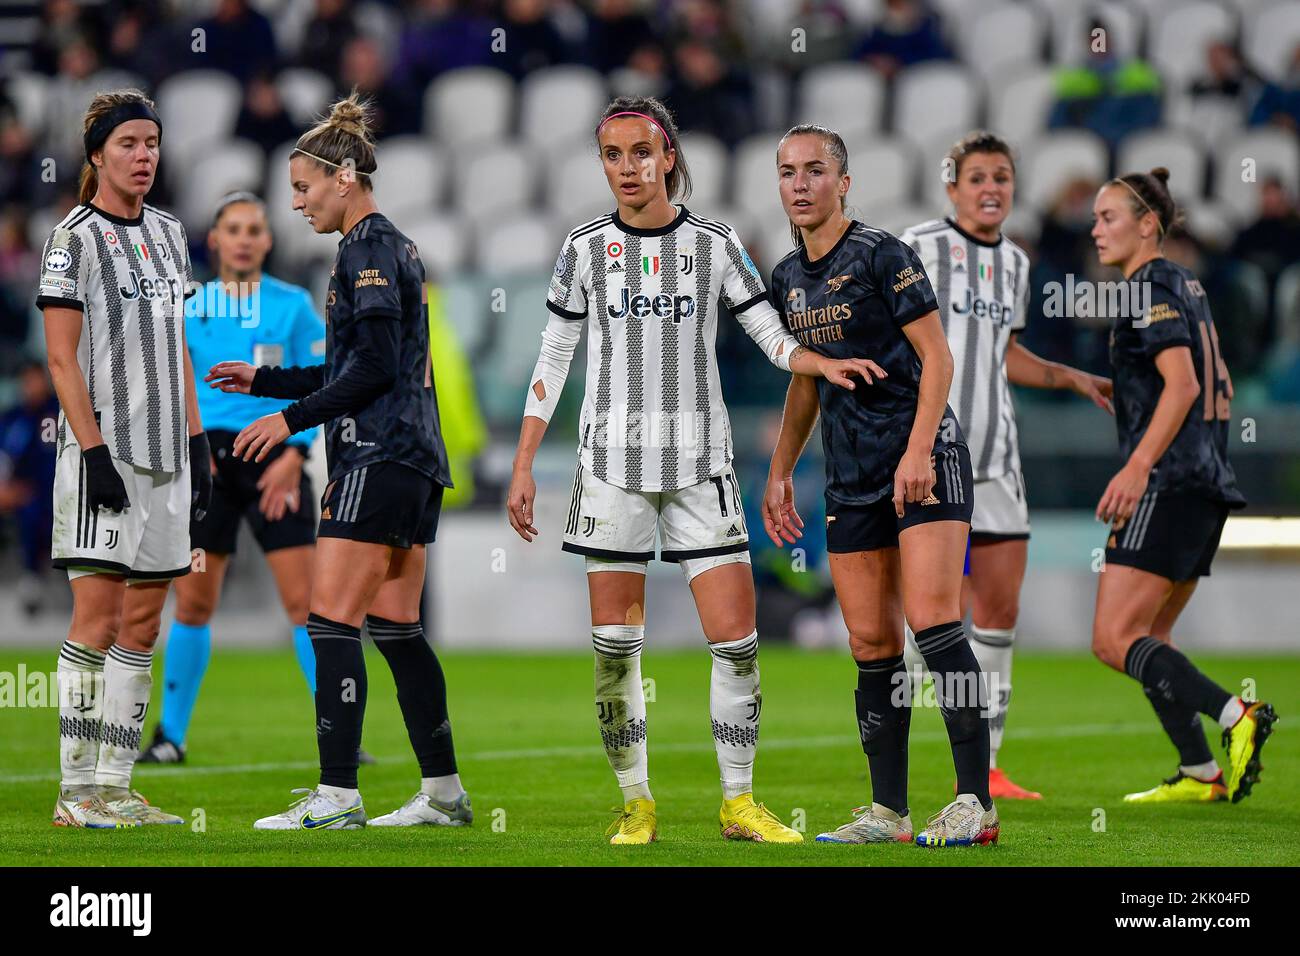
left=597, top=111, right=672, bottom=147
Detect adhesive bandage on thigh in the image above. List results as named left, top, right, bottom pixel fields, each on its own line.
left=592, top=625, right=648, bottom=791
left=708, top=630, right=760, bottom=799
left=585, top=558, right=648, bottom=575
left=679, top=550, right=750, bottom=582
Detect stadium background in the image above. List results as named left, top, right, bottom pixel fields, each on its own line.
left=0, top=0, right=1296, bottom=653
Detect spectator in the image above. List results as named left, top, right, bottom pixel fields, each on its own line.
left=0, top=359, right=58, bottom=616
left=1048, top=18, right=1162, bottom=148
left=395, top=0, right=497, bottom=92
left=189, top=0, right=279, bottom=82
left=1249, top=43, right=1300, bottom=130
left=28, top=0, right=85, bottom=77
left=496, top=0, right=571, bottom=79
left=1230, top=174, right=1300, bottom=327
left=665, top=40, right=758, bottom=148
left=1166, top=230, right=1270, bottom=376
left=581, top=0, right=656, bottom=74
left=851, top=0, right=951, bottom=80
left=338, top=36, right=420, bottom=139
left=298, top=0, right=358, bottom=81
left=234, top=71, right=303, bottom=155
left=610, top=41, right=670, bottom=98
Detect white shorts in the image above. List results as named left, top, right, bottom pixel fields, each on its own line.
left=970, top=468, right=1031, bottom=540
left=561, top=463, right=750, bottom=564
left=52, top=439, right=192, bottom=582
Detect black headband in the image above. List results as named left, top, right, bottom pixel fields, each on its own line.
left=84, top=102, right=163, bottom=164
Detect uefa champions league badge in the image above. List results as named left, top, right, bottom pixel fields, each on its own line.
left=44, top=247, right=72, bottom=273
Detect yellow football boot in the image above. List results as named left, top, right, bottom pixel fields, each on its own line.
left=605, top=798, right=657, bottom=845
left=719, top=793, right=803, bottom=843
left=1123, top=772, right=1228, bottom=804
left=1222, top=701, right=1278, bottom=803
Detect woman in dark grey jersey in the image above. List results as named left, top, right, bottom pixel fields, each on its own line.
left=1089, top=167, right=1274, bottom=805
left=207, top=94, right=470, bottom=831
left=762, top=125, right=998, bottom=848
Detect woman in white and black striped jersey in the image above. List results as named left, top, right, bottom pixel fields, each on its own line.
left=900, top=131, right=1113, bottom=800
left=38, top=88, right=212, bottom=829
left=506, top=95, right=875, bottom=846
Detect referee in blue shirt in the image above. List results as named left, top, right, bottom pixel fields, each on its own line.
left=141, top=192, right=324, bottom=763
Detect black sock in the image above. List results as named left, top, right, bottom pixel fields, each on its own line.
left=855, top=654, right=910, bottom=815
left=1125, top=637, right=1232, bottom=721
left=1142, top=684, right=1215, bottom=769
left=309, top=613, right=367, bottom=789
left=914, top=621, right=991, bottom=809
left=368, top=615, right=457, bottom=778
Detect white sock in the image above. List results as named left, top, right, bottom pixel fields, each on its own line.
left=57, top=640, right=106, bottom=793
left=421, top=774, right=465, bottom=802
left=593, top=625, right=651, bottom=803
left=94, top=644, right=153, bottom=789
left=318, top=783, right=359, bottom=805
left=1180, top=760, right=1221, bottom=782
left=1218, top=697, right=1245, bottom=729
left=970, top=625, right=1015, bottom=769
left=708, top=630, right=760, bottom=800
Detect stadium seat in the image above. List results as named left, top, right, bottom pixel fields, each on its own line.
left=1038, top=0, right=1143, bottom=65
left=914, top=125, right=984, bottom=210
left=867, top=201, right=938, bottom=237
left=6, top=70, right=49, bottom=136
left=733, top=133, right=786, bottom=218
left=1274, top=261, right=1300, bottom=345
left=842, top=135, right=920, bottom=216
left=475, top=211, right=559, bottom=275
left=275, top=68, right=333, bottom=127
left=675, top=132, right=728, bottom=209
left=1212, top=128, right=1300, bottom=220
left=957, top=3, right=1047, bottom=83
left=454, top=142, right=538, bottom=230
left=1148, top=0, right=1237, bottom=90
left=425, top=67, right=515, bottom=146
left=1020, top=130, right=1110, bottom=212
left=989, top=64, right=1058, bottom=147
left=1183, top=199, right=1242, bottom=249
left=178, top=139, right=266, bottom=234
left=474, top=273, right=557, bottom=423
left=519, top=66, right=608, bottom=156
left=1165, top=88, right=1246, bottom=148
left=1245, top=0, right=1300, bottom=81
left=370, top=135, right=446, bottom=219
left=156, top=71, right=243, bottom=186
left=547, top=143, right=618, bottom=222
left=1117, top=128, right=1208, bottom=199
left=402, top=211, right=471, bottom=281
left=894, top=63, right=981, bottom=154
left=792, top=63, right=885, bottom=141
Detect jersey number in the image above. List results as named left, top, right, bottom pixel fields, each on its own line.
left=1196, top=320, right=1231, bottom=422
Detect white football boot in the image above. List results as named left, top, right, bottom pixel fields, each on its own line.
left=915, top=793, right=1000, bottom=847
left=102, top=787, right=185, bottom=825
left=253, top=788, right=367, bottom=830
left=815, top=803, right=913, bottom=844
left=369, top=791, right=473, bottom=827
left=53, top=789, right=140, bottom=829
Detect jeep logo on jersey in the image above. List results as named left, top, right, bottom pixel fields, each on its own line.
left=119, top=270, right=180, bottom=303
left=607, top=288, right=696, bottom=323
left=951, top=288, right=1011, bottom=325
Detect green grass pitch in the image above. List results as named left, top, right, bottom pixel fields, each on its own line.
left=0, top=647, right=1295, bottom=866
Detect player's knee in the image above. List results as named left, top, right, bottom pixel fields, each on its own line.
left=848, top=629, right=902, bottom=661
left=1090, top=625, right=1126, bottom=670
left=174, top=596, right=214, bottom=626
left=974, top=595, right=1019, bottom=631
left=281, top=591, right=311, bottom=626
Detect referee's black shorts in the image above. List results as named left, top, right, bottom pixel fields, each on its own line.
left=1105, top=489, right=1231, bottom=581
left=191, top=430, right=316, bottom=555
left=826, top=443, right=974, bottom=553
left=318, top=461, right=443, bottom=550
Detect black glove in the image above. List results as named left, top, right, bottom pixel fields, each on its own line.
left=190, top=432, right=212, bottom=522
left=82, top=444, right=129, bottom=514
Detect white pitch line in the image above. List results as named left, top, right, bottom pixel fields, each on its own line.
left=0, top=722, right=1150, bottom=786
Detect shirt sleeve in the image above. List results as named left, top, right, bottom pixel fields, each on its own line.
left=546, top=235, right=588, bottom=321
left=178, top=221, right=196, bottom=301
left=1012, top=250, right=1029, bottom=333
left=719, top=227, right=769, bottom=316
left=348, top=240, right=402, bottom=320
left=872, top=235, right=938, bottom=328
left=35, top=226, right=89, bottom=312
left=1134, top=279, right=1193, bottom=356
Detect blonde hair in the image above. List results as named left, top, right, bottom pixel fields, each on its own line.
left=291, top=91, right=377, bottom=189
left=78, top=88, right=158, bottom=205
left=778, top=124, right=850, bottom=249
